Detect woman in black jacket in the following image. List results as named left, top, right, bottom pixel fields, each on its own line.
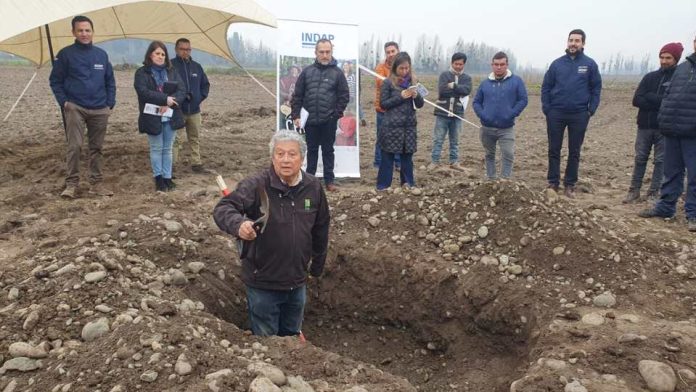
left=134, top=41, right=186, bottom=192
left=377, top=52, right=424, bottom=190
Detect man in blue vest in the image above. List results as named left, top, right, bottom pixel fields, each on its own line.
left=49, top=15, right=116, bottom=199
left=541, top=29, right=602, bottom=198
left=639, top=37, right=696, bottom=231
left=171, top=38, right=211, bottom=174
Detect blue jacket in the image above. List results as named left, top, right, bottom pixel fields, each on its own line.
left=541, top=51, right=602, bottom=115
left=171, top=56, right=210, bottom=114
left=49, top=40, right=116, bottom=110
left=473, top=70, right=528, bottom=129
left=658, top=53, right=696, bottom=138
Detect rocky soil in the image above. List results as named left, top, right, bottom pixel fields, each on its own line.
left=0, top=66, right=695, bottom=391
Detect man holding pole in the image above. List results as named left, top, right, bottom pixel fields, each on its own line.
left=50, top=15, right=116, bottom=199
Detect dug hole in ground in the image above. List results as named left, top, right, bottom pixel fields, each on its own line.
left=0, top=67, right=695, bottom=391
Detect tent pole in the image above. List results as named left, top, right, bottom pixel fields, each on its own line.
left=45, top=23, right=67, bottom=132
left=2, top=71, right=38, bottom=122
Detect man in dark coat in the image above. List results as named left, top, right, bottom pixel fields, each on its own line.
left=291, top=39, right=350, bottom=192
left=49, top=15, right=116, bottom=199
left=640, top=37, right=696, bottom=231
left=213, top=130, right=330, bottom=336
left=171, top=38, right=211, bottom=173
left=623, top=42, right=682, bottom=204
left=541, top=29, right=602, bottom=198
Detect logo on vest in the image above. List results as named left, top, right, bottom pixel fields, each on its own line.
left=93, top=64, right=104, bottom=70
left=577, top=65, right=588, bottom=74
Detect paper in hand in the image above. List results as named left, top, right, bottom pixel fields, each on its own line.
left=144, top=103, right=173, bottom=118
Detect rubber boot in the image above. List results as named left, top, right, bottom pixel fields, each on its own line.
left=164, top=178, right=176, bottom=191
left=154, top=175, right=167, bottom=192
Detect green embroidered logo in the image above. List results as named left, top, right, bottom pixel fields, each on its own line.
left=304, top=199, right=311, bottom=210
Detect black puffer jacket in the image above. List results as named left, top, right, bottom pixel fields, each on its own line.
left=134, top=66, right=186, bottom=134
left=213, top=166, right=330, bottom=291
left=290, top=58, right=350, bottom=126
left=659, top=53, right=696, bottom=138
left=632, top=66, right=676, bottom=129
left=378, top=78, right=425, bottom=154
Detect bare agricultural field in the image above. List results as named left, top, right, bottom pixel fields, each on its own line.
left=0, top=65, right=694, bottom=391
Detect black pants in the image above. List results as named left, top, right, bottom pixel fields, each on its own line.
left=546, top=110, right=590, bottom=187
left=305, top=120, right=336, bottom=184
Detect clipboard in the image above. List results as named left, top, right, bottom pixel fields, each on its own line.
left=163, top=81, right=178, bottom=95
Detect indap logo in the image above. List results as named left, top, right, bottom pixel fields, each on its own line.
left=301, top=32, right=335, bottom=48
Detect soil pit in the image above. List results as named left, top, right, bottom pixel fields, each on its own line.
left=190, top=244, right=537, bottom=392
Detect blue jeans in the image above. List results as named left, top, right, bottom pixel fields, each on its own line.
left=546, top=110, right=590, bottom=187
left=653, top=136, right=696, bottom=219
left=630, top=128, right=664, bottom=193
left=377, top=151, right=414, bottom=190
left=147, top=122, right=176, bottom=178
left=374, top=112, right=401, bottom=168
left=480, top=126, right=515, bottom=179
left=431, top=116, right=462, bottom=164
left=305, top=120, right=336, bottom=185
left=246, top=285, right=306, bottom=337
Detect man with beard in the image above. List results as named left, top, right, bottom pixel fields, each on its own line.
left=291, top=39, right=350, bottom=192
left=640, top=37, right=696, bottom=231
left=374, top=41, right=402, bottom=170
left=623, top=43, right=683, bottom=203
left=541, top=29, right=602, bottom=198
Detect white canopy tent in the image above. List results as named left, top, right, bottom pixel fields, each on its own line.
left=0, top=0, right=276, bottom=65
left=0, top=0, right=277, bottom=120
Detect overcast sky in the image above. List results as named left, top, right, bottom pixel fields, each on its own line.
left=238, top=0, right=696, bottom=69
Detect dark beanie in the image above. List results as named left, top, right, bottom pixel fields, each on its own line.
left=660, top=42, right=684, bottom=62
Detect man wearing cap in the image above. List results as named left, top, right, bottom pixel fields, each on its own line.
left=541, top=29, right=602, bottom=198
left=623, top=42, right=683, bottom=204
left=640, top=37, right=696, bottom=231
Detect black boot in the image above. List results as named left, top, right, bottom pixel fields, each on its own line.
left=154, top=175, right=167, bottom=192
left=164, top=178, right=176, bottom=191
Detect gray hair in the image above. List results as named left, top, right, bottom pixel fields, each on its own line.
left=269, top=130, right=307, bottom=159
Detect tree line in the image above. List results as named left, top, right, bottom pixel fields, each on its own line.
left=360, top=34, right=519, bottom=74
left=94, top=33, right=276, bottom=68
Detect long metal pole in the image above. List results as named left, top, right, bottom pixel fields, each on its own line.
left=45, top=23, right=67, bottom=132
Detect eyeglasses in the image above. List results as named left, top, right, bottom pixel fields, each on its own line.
left=177, top=48, right=192, bottom=52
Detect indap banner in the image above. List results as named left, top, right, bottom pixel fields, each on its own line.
left=276, top=19, right=360, bottom=178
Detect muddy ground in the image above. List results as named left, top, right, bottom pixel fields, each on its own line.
left=0, top=65, right=695, bottom=392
